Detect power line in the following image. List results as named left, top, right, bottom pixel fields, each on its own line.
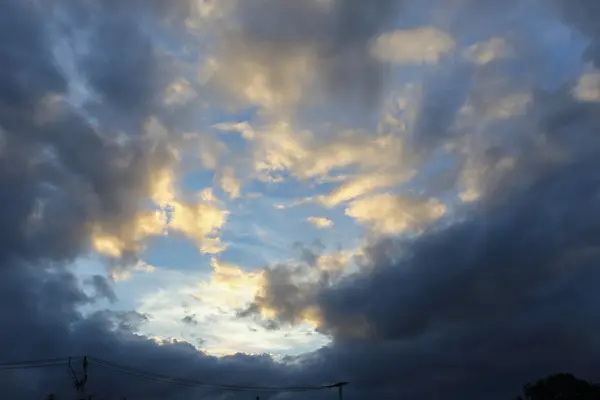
left=0, top=355, right=348, bottom=396
left=89, top=356, right=335, bottom=393
left=0, top=357, right=70, bottom=370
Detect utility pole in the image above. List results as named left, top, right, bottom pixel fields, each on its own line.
left=328, top=382, right=348, bottom=400
left=67, top=356, right=89, bottom=400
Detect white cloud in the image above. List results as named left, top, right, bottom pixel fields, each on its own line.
left=573, top=69, right=600, bottom=102
left=216, top=165, right=241, bottom=199
left=463, top=37, right=513, bottom=65
left=163, top=78, right=197, bottom=106
left=307, top=217, right=334, bottom=229
left=370, top=27, right=455, bottom=65
left=126, top=260, right=328, bottom=356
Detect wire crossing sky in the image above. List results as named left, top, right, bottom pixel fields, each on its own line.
left=0, top=356, right=341, bottom=393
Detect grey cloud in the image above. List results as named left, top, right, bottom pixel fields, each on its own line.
left=87, top=274, right=118, bottom=303
left=555, top=0, right=600, bottom=65
left=216, top=0, right=403, bottom=113
left=182, top=314, right=199, bottom=326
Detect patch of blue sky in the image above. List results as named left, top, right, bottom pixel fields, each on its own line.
left=141, top=234, right=211, bottom=272
left=395, top=0, right=440, bottom=30
left=306, top=176, right=345, bottom=196
left=219, top=197, right=309, bottom=268
left=400, top=148, right=456, bottom=195
left=223, top=200, right=293, bottom=255
left=77, top=255, right=204, bottom=311
left=219, top=190, right=363, bottom=270
left=180, top=168, right=215, bottom=194
left=521, top=22, right=587, bottom=90
left=286, top=202, right=363, bottom=246
left=72, top=256, right=137, bottom=314
left=296, top=98, right=381, bottom=132
left=203, top=107, right=259, bottom=156
left=242, top=172, right=316, bottom=201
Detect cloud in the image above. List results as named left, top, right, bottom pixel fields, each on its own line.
left=238, top=247, right=360, bottom=329
left=239, top=90, right=600, bottom=397
left=307, top=217, right=334, bottom=229
left=163, top=78, right=197, bottom=106
left=463, top=37, right=514, bottom=65
left=317, top=171, right=413, bottom=207
left=216, top=165, right=241, bottom=199
left=110, top=260, right=156, bottom=282
left=370, top=27, right=456, bottom=64
left=217, top=119, right=412, bottom=199
left=182, top=314, right=199, bottom=326
left=573, top=68, right=600, bottom=102
left=210, top=0, right=404, bottom=113
left=90, top=167, right=228, bottom=257
left=345, top=194, right=446, bottom=234
left=195, top=258, right=265, bottom=309
left=556, top=0, right=600, bottom=66
left=86, top=274, right=118, bottom=303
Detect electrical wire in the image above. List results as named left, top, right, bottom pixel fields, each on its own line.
left=0, top=357, right=71, bottom=370
left=90, top=358, right=321, bottom=392
left=0, top=356, right=344, bottom=394
left=88, top=356, right=335, bottom=393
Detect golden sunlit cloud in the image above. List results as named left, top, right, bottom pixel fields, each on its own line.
left=195, top=258, right=264, bottom=309
left=91, top=211, right=165, bottom=258
left=306, top=217, right=334, bottom=229
left=317, top=171, right=413, bottom=207
left=91, top=167, right=228, bottom=259
left=110, top=261, right=157, bottom=282
left=214, top=118, right=413, bottom=202
left=346, top=194, right=447, bottom=234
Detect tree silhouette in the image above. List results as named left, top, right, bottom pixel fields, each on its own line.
left=515, top=373, right=600, bottom=400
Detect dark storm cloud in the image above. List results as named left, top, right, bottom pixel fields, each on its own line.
left=237, top=97, right=600, bottom=400
left=242, top=83, right=600, bottom=399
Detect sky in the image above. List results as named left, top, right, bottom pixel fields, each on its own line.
left=2, top=0, right=600, bottom=399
